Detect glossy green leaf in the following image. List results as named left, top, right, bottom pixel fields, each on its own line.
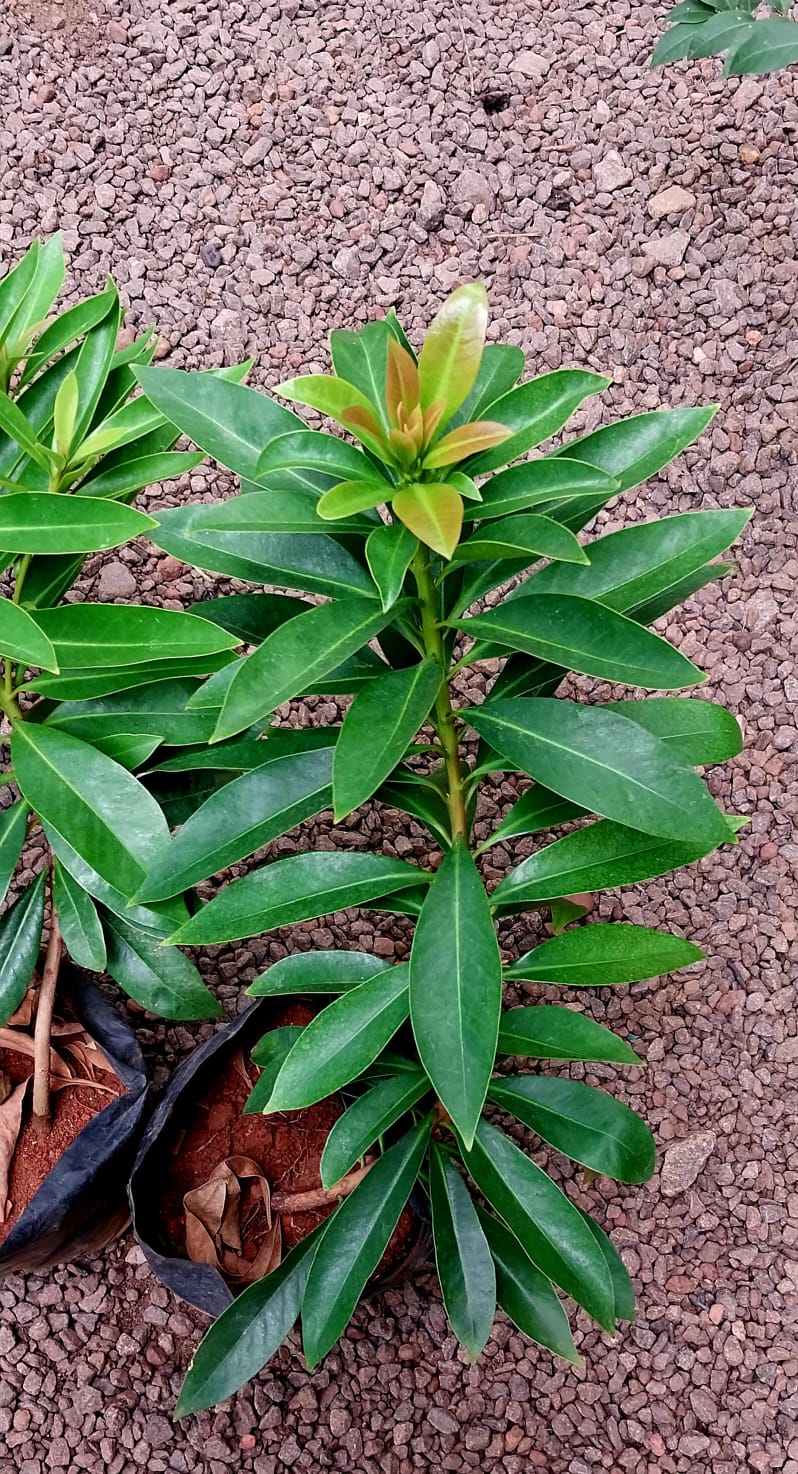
left=27, top=652, right=234, bottom=702
left=0, top=241, right=42, bottom=344
left=168, top=851, right=427, bottom=946
left=0, top=494, right=155, bottom=554
left=176, top=1223, right=327, bottom=1417
left=410, top=839, right=502, bottom=1147
left=244, top=1027, right=307, bottom=1111
left=134, top=366, right=301, bottom=479
left=102, top=909, right=221, bottom=1019
left=453, top=513, right=589, bottom=566
left=462, top=458, right=618, bottom=524
left=458, top=595, right=703, bottom=689
left=264, top=965, right=410, bottom=1111
left=52, top=861, right=106, bottom=972
left=316, top=480, right=389, bottom=521
left=430, top=1145, right=496, bottom=1360
left=320, top=1071, right=430, bottom=1188
left=461, top=1118, right=614, bottom=1327
left=44, top=824, right=186, bottom=939
left=466, top=370, right=609, bottom=475
left=272, top=374, right=387, bottom=454
left=0, top=387, right=57, bottom=473
left=0, top=870, right=46, bottom=1027
left=488, top=1076, right=656, bottom=1184
left=528, top=510, right=750, bottom=614
left=365, top=521, right=417, bottom=610
left=34, top=604, right=238, bottom=671
left=88, top=732, right=162, bottom=769
left=152, top=504, right=374, bottom=599
left=3, top=235, right=65, bottom=348
left=630, top=562, right=731, bottom=627
left=479, top=785, right=584, bottom=851
left=606, top=698, right=743, bottom=766
left=579, top=1210, right=635, bottom=1322
left=424, top=419, right=512, bottom=469
left=0, top=801, right=28, bottom=907
left=187, top=486, right=375, bottom=537
left=330, top=321, right=392, bottom=428
left=249, top=949, right=394, bottom=998
left=257, top=428, right=385, bottom=486
left=44, top=679, right=220, bottom=747
left=12, top=722, right=170, bottom=897
left=417, top=283, right=488, bottom=425
left=70, top=288, right=122, bottom=445
left=498, top=1005, right=642, bottom=1065
left=333, top=661, right=441, bottom=820
left=506, top=922, right=703, bottom=986
left=725, top=17, right=798, bottom=74
left=477, top=1209, right=580, bottom=1363
left=493, top=816, right=742, bottom=908
left=554, top=405, right=716, bottom=496
left=467, top=699, right=731, bottom=845
left=53, top=372, right=79, bottom=460
left=212, top=595, right=392, bottom=743
left=392, top=482, right=463, bottom=559
left=79, top=450, right=205, bottom=500
left=302, top=1117, right=432, bottom=1367
left=0, top=596, right=59, bottom=671
left=138, top=748, right=335, bottom=901
left=448, top=343, right=526, bottom=429
left=191, top=592, right=309, bottom=646
left=151, top=726, right=335, bottom=775
left=377, top=774, right=453, bottom=848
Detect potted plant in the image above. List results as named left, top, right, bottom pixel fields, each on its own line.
left=0, top=237, right=239, bottom=1268
left=132, top=285, right=748, bottom=1413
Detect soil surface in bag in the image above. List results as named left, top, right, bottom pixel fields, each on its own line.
left=157, top=1001, right=417, bottom=1286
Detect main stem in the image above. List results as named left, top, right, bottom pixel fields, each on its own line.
left=32, top=868, right=62, bottom=1122
left=413, top=548, right=468, bottom=843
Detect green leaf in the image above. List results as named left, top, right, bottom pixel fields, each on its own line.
left=52, top=861, right=106, bottom=972
left=168, top=851, right=427, bottom=946
left=191, top=592, right=310, bottom=645
left=44, top=825, right=186, bottom=939
left=249, top=949, right=394, bottom=997
left=418, top=283, right=489, bottom=425
left=725, top=17, right=798, bottom=75
left=8, top=553, right=84, bottom=611
left=301, top=1117, right=432, bottom=1368
left=4, top=236, right=65, bottom=350
left=333, top=661, right=441, bottom=820
left=377, top=775, right=453, bottom=848
left=175, top=1224, right=327, bottom=1417
left=410, top=839, right=502, bottom=1147
left=69, top=286, right=122, bottom=446
left=244, top=1027, right=306, bottom=1112
left=316, top=480, right=389, bottom=521
left=462, top=457, right=618, bottom=523
left=477, top=1209, right=580, bottom=1364
left=497, top=1005, right=642, bottom=1065
left=44, top=679, right=221, bottom=747
left=630, top=563, right=731, bottom=627
left=330, top=321, right=392, bottom=428
left=0, top=596, right=59, bottom=671
left=366, top=521, right=418, bottom=610
left=90, top=733, right=162, bottom=769
left=457, top=595, right=703, bottom=688
left=264, top=965, right=411, bottom=1111
left=186, top=486, right=376, bottom=537
left=12, top=723, right=170, bottom=897
left=137, top=747, right=335, bottom=901
left=257, top=428, right=385, bottom=486
left=492, top=817, right=741, bottom=909
left=479, top=786, right=584, bottom=851
left=683, top=12, right=758, bottom=60
left=27, top=651, right=234, bottom=701
left=466, top=370, right=609, bottom=475
left=452, top=513, right=589, bottom=565
left=0, top=801, right=28, bottom=907
left=527, top=509, right=750, bottom=614
left=0, top=388, right=57, bottom=472
left=134, top=366, right=301, bottom=479
left=102, top=909, right=222, bottom=1019
left=448, top=343, right=526, bottom=429
left=488, top=1076, right=656, bottom=1184
left=320, top=1071, right=430, bottom=1188
left=505, top=923, right=704, bottom=987
left=152, top=504, right=375, bottom=599
left=53, top=372, right=79, bottom=460
left=461, top=1118, right=614, bottom=1327
left=466, top=699, right=731, bottom=845
left=430, top=1145, right=496, bottom=1360
left=579, top=1210, right=635, bottom=1322
left=0, top=241, right=41, bottom=344
left=150, top=726, right=335, bottom=775
left=0, top=871, right=46, bottom=1027
left=0, top=494, right=155, bottom=554
left=33, top=604, right=238, bottom=670
left=606, top=698, right=743, bottom=766
left=392, top=482, right=463, bottom=559
left=272, top=374, right=387, bottom=454
left=17, top=286, right=118, bottom=389
left=554, top=406, right=716, bottom=496
left=212, top=595, right=393, bottom=743
left=78, top=450, right=205, bottom=500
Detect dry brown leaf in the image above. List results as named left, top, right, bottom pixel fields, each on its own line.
left=0, top=1078, right=29, bottom=1223
left=0, top=1028, right=72, bottom=1080
left=183, top=1154, right=282, bottom=1283
left=0, top=1071, right=10, bottom=1107
left=5, top=990, right=37, bottom=1028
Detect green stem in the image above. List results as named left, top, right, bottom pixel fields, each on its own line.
left=413, top=547, right=468, bottom=843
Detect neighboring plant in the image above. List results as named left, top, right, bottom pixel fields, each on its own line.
left=0, top=237, right=236, bottom=1125
left=654, top=0, right=798, bottom=75
left=134, top=285, right=749, bottom=1413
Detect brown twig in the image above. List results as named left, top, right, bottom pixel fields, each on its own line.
left=32, top=886, right=63, bottom=1123
left=271, top=1162, right=373, bottom=1214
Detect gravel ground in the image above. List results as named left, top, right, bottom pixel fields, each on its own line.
left=1, top=1, right=797, bottom=1471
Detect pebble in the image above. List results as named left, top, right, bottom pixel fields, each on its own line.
left=643, top=229, right=691, bottom=267
left=593, top=150, right=633, bottom=192
left=661, top=1131, right=718, bottom=1196
left=648, top=184, right=696, bottom=218
left=96, top=560, right=136, bottom=600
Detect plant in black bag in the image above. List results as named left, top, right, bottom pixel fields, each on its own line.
left=134, top=285, right=748, bottom=1413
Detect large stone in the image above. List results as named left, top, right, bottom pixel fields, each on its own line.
left=453, top=167, right=496, bottom=214
left=661, top=1130, right=717, bottom=1196
left=643, top=230, right=691, bottom=267
left=511, top=50, right=548, bottom=81
left=593, top=151, right=632, bottom=193
left=418, top=178, right=446, bottom=230
left=97, top=560, right=136, bottom=599
left=648, top=184, right=696, bottom=219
